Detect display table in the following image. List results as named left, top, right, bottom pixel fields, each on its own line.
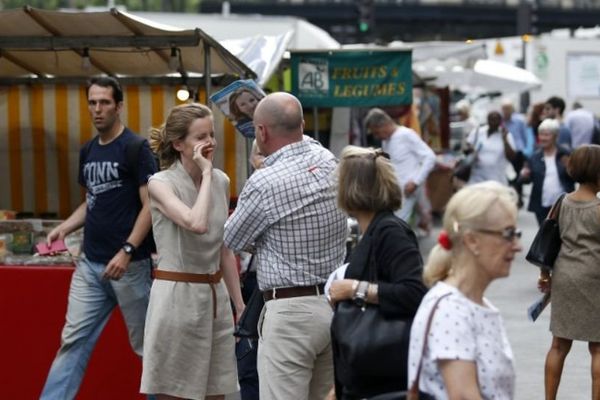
left=0, top=264, right=144, bottom=399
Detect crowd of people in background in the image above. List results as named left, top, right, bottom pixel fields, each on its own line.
left=41, top=75, right=600, bottom=400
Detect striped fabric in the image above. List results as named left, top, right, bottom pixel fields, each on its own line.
left=0, top=84, right=247, bottom=218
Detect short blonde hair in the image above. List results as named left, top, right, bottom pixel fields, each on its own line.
left=337, top=145, right=402, bottom=214
left=423, top=181, right=518, bottom=286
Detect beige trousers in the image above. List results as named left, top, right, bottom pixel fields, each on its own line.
left=257, top=294, right=333, bottom=400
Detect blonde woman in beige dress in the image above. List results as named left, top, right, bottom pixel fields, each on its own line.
left=539, top=144, right=600, bottom=400
left=141, top=103, right=244, bottom=400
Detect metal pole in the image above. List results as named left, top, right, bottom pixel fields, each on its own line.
left=519, top=38, right=530, bottom=114
left=203, top=40, right=211, bottom=106
left=313, top=107, right=320, bottom=143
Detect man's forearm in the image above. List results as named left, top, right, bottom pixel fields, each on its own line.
left=125, top=203, right=152, bottom=248
left=57, top=202, right=87, bottom=237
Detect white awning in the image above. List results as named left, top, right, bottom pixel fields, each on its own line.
left=0, top=6, right=255, bottom=84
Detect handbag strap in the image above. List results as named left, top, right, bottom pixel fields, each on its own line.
left=407, top=292, right=452, bottom=398
left=547, top=193, right=567, bottom=221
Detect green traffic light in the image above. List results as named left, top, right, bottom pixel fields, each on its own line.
left=359, top=22, right=369, bottom=32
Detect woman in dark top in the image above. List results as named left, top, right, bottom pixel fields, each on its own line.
left=328, top=145, right=428, bottom=400
left=521, top=118, right=575, bottom=225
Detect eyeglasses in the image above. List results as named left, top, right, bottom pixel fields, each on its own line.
left=476, top=227, right=522, bottom=242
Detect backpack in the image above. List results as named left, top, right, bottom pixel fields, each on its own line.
left=82, top=134, right=158, bottom=253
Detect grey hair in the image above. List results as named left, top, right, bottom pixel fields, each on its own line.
left=455, top=99, right=471, bottom=114
left=538, top=118, right=560, bottom=135
left=364, top=108, right=394, bottom=128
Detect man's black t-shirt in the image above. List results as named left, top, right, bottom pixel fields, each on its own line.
left=78, top=128, right=156, bottom=264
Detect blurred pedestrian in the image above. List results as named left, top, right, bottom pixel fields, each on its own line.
left=224, top=92, right=347, bottom=400
left=364, top=107, right=436, bottom=224
left=520, top=119, right=574, bottom=225
left=142, top=103, right=244, bottom=400
left=466, top=111, right=517, bottom=186
left=527, top=102, right=545, bottom=144
left=565, top=101, right=596, bottom=148
left=543, top=96, right=572, bottom=149
left=455, top=99, right=479, bottom=150
left=501, top=98, right=529, bottom=207
left=409, top=181, right=521, bottom=399
left=328, top=145, right=427, bottom=399
left=538, top=144, right=600, bottom=400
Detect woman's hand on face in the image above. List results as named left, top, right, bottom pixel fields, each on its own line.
left=328, top=279, right=357, bottom=306
left=192, top=143, right=213, bottom=173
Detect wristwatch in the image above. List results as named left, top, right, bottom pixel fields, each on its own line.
left=122, top=242, right=136, bottom=256
left=353, top=281, right=369, bottom=310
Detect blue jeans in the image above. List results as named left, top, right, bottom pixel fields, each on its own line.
left=40, top=256, right=152, bottom=400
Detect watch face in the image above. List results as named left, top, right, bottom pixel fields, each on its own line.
left=123, top=244, right=134, bottom=254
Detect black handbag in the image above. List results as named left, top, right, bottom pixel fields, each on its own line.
left=330, top=251, right=412, bottom=381
left=234, top=286, right=264, bottom=339
left=453, top=153, right=476, bottom=182
left=453, top=127, right=480, bottom=182
left=525, top=193, right=566, bottom=270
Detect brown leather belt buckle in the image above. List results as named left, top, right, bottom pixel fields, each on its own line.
left=263, top=284, right=325, bottom=302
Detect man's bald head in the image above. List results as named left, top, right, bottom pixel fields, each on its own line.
left=254, top=92, right=304, bottom=155
left=254, top=92, right=304, bottom=136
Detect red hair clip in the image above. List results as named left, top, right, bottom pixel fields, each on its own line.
left=438, top=230, right=452, bottom=250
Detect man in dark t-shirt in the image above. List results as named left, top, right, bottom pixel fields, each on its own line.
left=40, top=77, right=157, bottom=400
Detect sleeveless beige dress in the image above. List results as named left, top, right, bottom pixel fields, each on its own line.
left=550, top=195, right=600, bottom=342
left=141, top=161, right=238, bottom=399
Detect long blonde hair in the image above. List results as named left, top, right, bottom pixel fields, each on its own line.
left=149, top=103, right=212, bottom=170
left=423, top=181, right=517, bottom=286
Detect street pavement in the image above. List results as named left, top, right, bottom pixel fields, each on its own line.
left=420, top=203, right=591, bottom=400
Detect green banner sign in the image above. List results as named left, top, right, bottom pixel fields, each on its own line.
left=290, top=50, right=412, bottom=107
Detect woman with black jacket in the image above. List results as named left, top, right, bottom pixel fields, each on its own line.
left=521, top=118, right=575, bottom=225
left=327, top=145, right=428, bottom=400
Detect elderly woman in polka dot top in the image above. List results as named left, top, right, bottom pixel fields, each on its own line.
left=408, top=181, right=522, bottom=400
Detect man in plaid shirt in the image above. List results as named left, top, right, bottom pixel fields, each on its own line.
left=225, top=92, right=347, bottom=400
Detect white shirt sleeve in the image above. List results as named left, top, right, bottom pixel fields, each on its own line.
left=407, top=133, right=436, bottom=186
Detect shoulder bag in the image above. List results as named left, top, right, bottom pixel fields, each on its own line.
left=330, top=247, right=412, bottom=382
left=406, top=293, right=452, bottom=400
left=525, top=193, right=566, bottom=270
left=453, top=128, right=480, bottom=182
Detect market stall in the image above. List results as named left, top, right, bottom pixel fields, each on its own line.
left=0, top=7, right=255, bottom=398
left=0, top=6, right=256, bottom=218
left=0, top=264, right=144, bottom=400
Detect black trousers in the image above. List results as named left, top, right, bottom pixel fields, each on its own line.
left=236, top=271, right=260, bottom=400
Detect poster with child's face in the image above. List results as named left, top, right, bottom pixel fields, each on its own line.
left=210, top=79, right=266, bottom=139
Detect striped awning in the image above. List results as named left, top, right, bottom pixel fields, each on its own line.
left=0, top=84, right=246, bottom=219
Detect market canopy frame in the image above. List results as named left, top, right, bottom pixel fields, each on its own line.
left=0, top=6, right=256, bottom=89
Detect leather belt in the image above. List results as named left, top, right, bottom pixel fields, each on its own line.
left=154, top=269, right=222, bottom=283
left=262, top=284, right=326, bottom=302
left=154, top=269, right=222, bottom=318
